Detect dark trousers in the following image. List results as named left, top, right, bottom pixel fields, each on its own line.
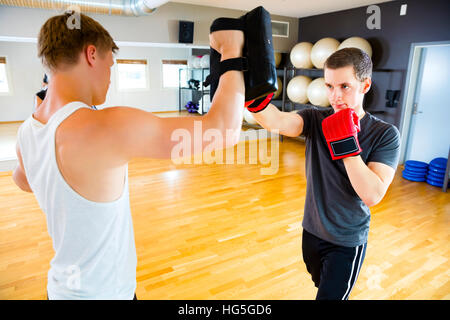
left=302, top=229, right=366, bottom=300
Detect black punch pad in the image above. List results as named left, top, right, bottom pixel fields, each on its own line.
left=204, top=6, right=278, bottom=102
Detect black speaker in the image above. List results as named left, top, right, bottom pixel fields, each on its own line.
left=179, top=21, right=194, bottom=44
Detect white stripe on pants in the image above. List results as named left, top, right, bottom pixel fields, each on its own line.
left=342, top=243, right=365, bottom=300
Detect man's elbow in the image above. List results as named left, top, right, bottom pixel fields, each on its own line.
left=15, top=181, right=32, bottom=193
left=22, top=186, right=33, bottom=193
left=12, top=171, right=32, bottom=193
left=205, top=111, right=242, bottom=142
left=363, top=198, right=378, bottom=208
left=363, top=192, right=384, bottom=207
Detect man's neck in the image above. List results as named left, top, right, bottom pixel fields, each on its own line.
left=355, top=104, right=365, bottom=119
left=49, top=72, right=94, bottom=107
left=33, top=78, right=94, bottom=124
left=358, top=110, right=366, bottom=120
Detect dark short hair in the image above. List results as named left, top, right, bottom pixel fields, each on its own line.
left=324, top=47, right=372, bottom=81
left=38, top=11, right=119, bottom=72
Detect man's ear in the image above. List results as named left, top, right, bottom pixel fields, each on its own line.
left=85, top=44, right=97, bottom=67
left=362, top=77, right=372, bottom=94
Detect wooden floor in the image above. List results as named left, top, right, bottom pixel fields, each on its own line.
left=0, top=127, right=449, bottom=300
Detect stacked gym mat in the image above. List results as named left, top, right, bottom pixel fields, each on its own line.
left=403, top=160, right=427, bottom=182
left=426, top=158, right=448, bottom=187
left=402, top=157, right=449, bottom=188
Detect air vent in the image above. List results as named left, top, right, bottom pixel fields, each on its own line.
left=271, top=20, right=289, bottom=38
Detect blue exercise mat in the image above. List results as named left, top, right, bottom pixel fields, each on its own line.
left=428, top=163, right=446, bottom=173
left=426, top=179, right=442, bottom=187
left=403, top=169, right=427, bottom=178
left=404, top=167, right=428, bottom=175
left=427, top=170, right=445, bottom=179
left=427, top=174, right=444, bottom=183
left=402, top=171, right=426, bottom=182
left=429, top=157, right=447, bottom=169
left=405, top=160, right=428, bottom=169
left=426, top=178, right=449, bottom=187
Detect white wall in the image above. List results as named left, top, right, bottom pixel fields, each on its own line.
left=0, top=42, right=44, bottom=121
left=103, top=46, right=191, bottom=112
left=0, top=3, right=299, bottom=121
left=0, top=41, right=191, bottom=121
left=0, top=4, right=298, bottom=51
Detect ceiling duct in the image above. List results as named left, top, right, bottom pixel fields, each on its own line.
left=0, top=0, right=170, bottom=16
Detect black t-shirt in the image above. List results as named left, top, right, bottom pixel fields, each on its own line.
left=297, top=107, right=400, bottom=247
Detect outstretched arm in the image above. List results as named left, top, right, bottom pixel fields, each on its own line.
left=252, top=104, right=305, bottom=137
left=95, top=29, right=245, bottom=163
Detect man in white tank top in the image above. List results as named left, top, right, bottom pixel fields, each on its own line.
left=12, top=12, right=245, bottom=299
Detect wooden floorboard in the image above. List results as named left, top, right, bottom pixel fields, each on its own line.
left=0, top=132, right=448, bottom=300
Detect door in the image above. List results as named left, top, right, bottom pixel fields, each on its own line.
left=405, top=44, right=450, bottom=163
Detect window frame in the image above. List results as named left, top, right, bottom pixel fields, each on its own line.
left=0, top=56, right=13, bottom=96
left=115, top=58, right=149, bottom=93
left=161, top=59, right=188, bottom=89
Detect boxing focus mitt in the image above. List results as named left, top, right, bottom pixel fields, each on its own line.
left=203, top=6, right=278, bottom=102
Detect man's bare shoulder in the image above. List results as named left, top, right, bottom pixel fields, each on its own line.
left=56, top=107, right=100, bottom=141
left=56, top=106, right=160, bottom=162
left=57, top=106, right=133, bottom=137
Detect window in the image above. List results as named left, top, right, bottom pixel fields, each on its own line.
left=0, top=57, right=10, bottom=94
left=162, top=60, right=187, bottom=88
left=116, top=59, right=148, bottom=91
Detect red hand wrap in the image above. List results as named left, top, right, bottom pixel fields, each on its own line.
left=322, top=108, right=362, bottom=160
left=245, top=93, right=274, bottom=113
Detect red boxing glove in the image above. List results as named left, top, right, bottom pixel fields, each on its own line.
left=322, top=108, right=362, bottom=160
left=245, top=92, right=274, bottom=113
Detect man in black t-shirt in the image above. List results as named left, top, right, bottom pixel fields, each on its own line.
left=244, top=48, right=400, bottom=299
left=35, top=73, right=48, bottom=109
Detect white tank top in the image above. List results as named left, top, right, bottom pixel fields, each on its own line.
left=17, top=102, right=137, bottom=299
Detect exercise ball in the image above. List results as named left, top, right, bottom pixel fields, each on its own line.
left=244, top=108, right=258, bottom=124
left=311, top=38, right=340, bottom=69
left=273, top=77, right=283, bottom=99
left=307, top=77, right=330, bottom=107
left=274, top=52, right=282, bottom=67
left=193, top=56, right=202, bottom=69
left=287, top=75, right=312, bottom=104
left=290, top=42, right=313, bottom=68
left=200, top=54, right=210, bottom=68
left=338, top=37, right=372, bottom=58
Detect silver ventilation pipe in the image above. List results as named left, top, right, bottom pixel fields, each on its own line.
left=0, top=0, right=170, bottom=16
